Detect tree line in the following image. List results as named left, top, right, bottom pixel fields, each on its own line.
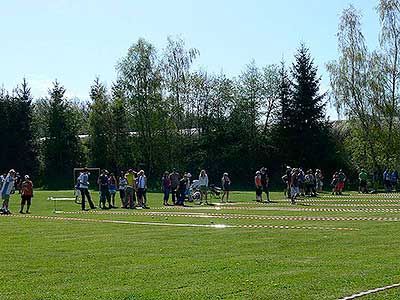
left=6, top=0, right=399, bottom=189
left=0, top=38, right=340, bottom=189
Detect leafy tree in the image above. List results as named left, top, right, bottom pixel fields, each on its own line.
left=117, top=38, right=170, bottom=177
left=327, top=5, right=382, bottom=169
left=109, top=80, right=133, bottom=171
left=162, top=36, right=199, bottom=128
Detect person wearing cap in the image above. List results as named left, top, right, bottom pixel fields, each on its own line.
left=125, top=169, right=137, bottom=209
left=78, top=168, right=96, bottom=211
left=20, top=175, right=33, bottom=214
left=221, top=172, right=231, bottom=203
left=98, top=169, right=112, bottom=209
left=1, top=169, right=16, bottom=214
left=137, top=170, right=148, bottom=208
left=169, top=169, right=180, bottom=205
left=254, top=171, right=262, bottom=202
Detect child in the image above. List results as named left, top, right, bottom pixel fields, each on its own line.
left=20, top=175, right=33, bottom=214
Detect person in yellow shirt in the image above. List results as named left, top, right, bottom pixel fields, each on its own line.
left=125, top=169, right=137, bottom=209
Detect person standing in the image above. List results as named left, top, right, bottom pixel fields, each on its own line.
left=359, top=169, right=368, bottom=194
left=221, top=172, right=231, bottom=203
left=137, top=170, right=148, bottom=208
left=198, top=170, right=209, bottom=205
left=290, top=168, right=300, bottom=205
left=118, top=171, right=128, bottom=208
left=108, top=173, right=117, bottom=208
left=337, top=169, right=347, bottom=195
left=169, top=169, right=180, bottom=205
left=391, top=170, right=398, bottom=192
left=20, top=175, right=33, bottom=214
left=255, top=171, right=262, bottom=202
left=78, top=168, right=96, bottom=211
left=161, top=171, right=171, bottom=206
left=125, top=169, right=137, bottom=209
left=1, top=169, right=16, bottom=214
left=315, top=169, right=324, bottom=193
left=98, top=170, right=112, bottom=209
left=260, top=167, right=270, bottom=202
left=176, top=173, right=188, bottom=206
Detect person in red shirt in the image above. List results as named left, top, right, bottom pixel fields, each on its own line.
left=20, top=175, right=33, bottom=214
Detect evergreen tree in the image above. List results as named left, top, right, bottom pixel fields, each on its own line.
left=12, top=78, right=38, bottom=175
left=43, top=81, right=82, bottom=184
left=275, top=45, right=329, bottom=168
left=88, top=77, right=111, bottom=169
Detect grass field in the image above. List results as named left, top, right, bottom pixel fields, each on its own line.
left=1, top=190, right=400, bottom=300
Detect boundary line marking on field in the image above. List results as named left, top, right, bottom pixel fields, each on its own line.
left=0, top=214, right=359, bottom=231
left=338, top=283, right=400, bottom=299
left=152, top=206, right=400, bottom=213
left=57, top=210, right=400, bottom=222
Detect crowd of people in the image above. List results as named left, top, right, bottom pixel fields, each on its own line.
left=4, top=164, right=400, bottom=214
left=161, top=169, right=231, bottom=206
left=0, top=169, right=34, bottom=214
left=75, top=168, right=149, bottom=211
left=75, top=168, right=232, bottom=211
left=278, top=167, right=346, bottom=204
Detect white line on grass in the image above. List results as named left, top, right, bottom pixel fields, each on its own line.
left=338, top=283, right=400, bottom=299
left=0, top=214, right=358, bottom=231
left=58, top=210, right=400, bottom=222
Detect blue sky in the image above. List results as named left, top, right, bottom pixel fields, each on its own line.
left=1, top=0, right=381, bottom=118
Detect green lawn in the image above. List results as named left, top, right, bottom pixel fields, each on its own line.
left=1, top=190, right=400, bottom=299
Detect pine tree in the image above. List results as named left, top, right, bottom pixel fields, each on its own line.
left=43, top=81, right=82, bottom=183
left=274, top=45, right=328, bottom=168
left=12, top=78, right=38, bottom=176
left=88, top=77, right=111, bottom=169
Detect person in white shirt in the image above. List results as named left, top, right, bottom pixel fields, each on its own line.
left=137, top=170, right=149, bottom=209
left=198, top=169, right=209, bottom=205
left=78, top=168, right=96, bottom=211
left=1, top=169, right=16, bottom=214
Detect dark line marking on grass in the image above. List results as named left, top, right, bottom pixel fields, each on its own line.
left=58, top=210, right=400, bottom=222
left=0, top=214, right=358, bottom=231
left=338, top=283, right=400, bottom=300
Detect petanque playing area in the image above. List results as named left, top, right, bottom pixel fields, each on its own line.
left=1, top=190, right=400, bottom=300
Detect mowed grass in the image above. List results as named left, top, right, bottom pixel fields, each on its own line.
left=1, top=190, right=400, bottom=299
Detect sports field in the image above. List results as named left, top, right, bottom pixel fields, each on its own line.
left=1, top=190, right=400, bottom=300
